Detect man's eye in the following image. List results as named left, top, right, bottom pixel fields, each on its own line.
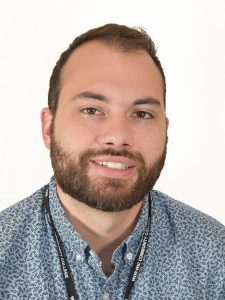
left=135, top=111, right=152, bottom=119
left=82, top=107, right=102, bottom=115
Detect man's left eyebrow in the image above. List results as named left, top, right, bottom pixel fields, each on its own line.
left=133, top=97, right=161, bottom=106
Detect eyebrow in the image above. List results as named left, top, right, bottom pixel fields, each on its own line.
left=133, top=97, right=161, bottom=106
left=72, top=91, right=161, bottom=106
left=72, top=91, right=107, bottom=102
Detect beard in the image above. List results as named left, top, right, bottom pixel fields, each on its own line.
left=50, top=133, right=167, bottom=212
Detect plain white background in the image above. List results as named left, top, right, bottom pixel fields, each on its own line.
left=0, top=0, right=224, bottom=224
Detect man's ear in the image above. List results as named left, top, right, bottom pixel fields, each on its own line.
left=166, top=117, right=169, bottom=129
left=40, top=107, right=53, bottom=150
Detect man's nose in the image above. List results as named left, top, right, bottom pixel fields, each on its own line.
left=96, top=117, right=133, bottom=150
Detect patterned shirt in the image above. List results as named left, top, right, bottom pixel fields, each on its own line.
left=0, top=177, right=225, bottom=300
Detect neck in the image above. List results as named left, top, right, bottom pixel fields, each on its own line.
left=57, top=185, right=143, bottom=273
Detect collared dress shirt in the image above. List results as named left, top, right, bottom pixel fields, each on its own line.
left=0, top=177, right=225, bottom=299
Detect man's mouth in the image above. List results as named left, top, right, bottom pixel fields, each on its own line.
left=93, top=161, right=130, bottom=170
left=89, top=157, right=135, bottom=178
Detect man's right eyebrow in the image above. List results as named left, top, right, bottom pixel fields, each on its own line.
left=72, top=91, right=108, bottom=102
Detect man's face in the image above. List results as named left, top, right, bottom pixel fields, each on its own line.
left=44, top=41, right=168, bottom=212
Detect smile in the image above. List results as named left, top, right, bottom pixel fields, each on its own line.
left=89, top=158, right=135, bottom=178
left=94, top=161, right=129, bottom=170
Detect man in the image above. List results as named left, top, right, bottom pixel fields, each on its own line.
left=0, top=24, right=224, bottom=300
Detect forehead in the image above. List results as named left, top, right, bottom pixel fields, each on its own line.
left=59, top=41, right=164, bottom=106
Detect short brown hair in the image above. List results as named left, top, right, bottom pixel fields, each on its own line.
left=48, top=23, right=166, bottom=114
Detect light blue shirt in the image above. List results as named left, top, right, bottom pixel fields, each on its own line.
left=0, top=177, right=225, bottom=299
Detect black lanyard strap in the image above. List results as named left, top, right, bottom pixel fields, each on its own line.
left=44, top=189, right=77, bottom=300
left=124, top=207, right=151, bottom=299
left=43, top=187, right=152, bottom=300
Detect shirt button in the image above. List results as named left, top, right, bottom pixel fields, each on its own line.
left=102, top=292, right=110, bottom=300
left=126, top=252, right=133, bottom=260
left=76, top=254, right=82, bottom=262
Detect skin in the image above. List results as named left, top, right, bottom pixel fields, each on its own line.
left=41, top=41, right=168, bottom=275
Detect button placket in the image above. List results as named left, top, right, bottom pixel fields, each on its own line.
left=75, top=253, right=83, bottom=262
left=126, top=252, right=133, bottom=261
left=102, top=292, right=110, bottom=300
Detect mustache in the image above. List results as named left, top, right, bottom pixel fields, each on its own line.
left=79, top=148, right=145, bottom=165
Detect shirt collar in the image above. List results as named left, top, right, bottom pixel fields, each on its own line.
left=113, top=193, right=150, bottom=267
left=48, top=176, right=88, bottom=256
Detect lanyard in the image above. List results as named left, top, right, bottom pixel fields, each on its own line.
left=44, top=187, right=152, bottom=300
left=44, top=188, right=76, bottom=300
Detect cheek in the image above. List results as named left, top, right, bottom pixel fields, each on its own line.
left=54, top=117, right=98, bottom=151
left=137, top=130, right=167, bottom=162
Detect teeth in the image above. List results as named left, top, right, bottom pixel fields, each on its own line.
left=96, top=161, right=128, bottom=169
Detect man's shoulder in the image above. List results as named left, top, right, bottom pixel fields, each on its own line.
left=0, top=184, right=47, bottom=236
left=151, top=190, right=225, bottom=247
